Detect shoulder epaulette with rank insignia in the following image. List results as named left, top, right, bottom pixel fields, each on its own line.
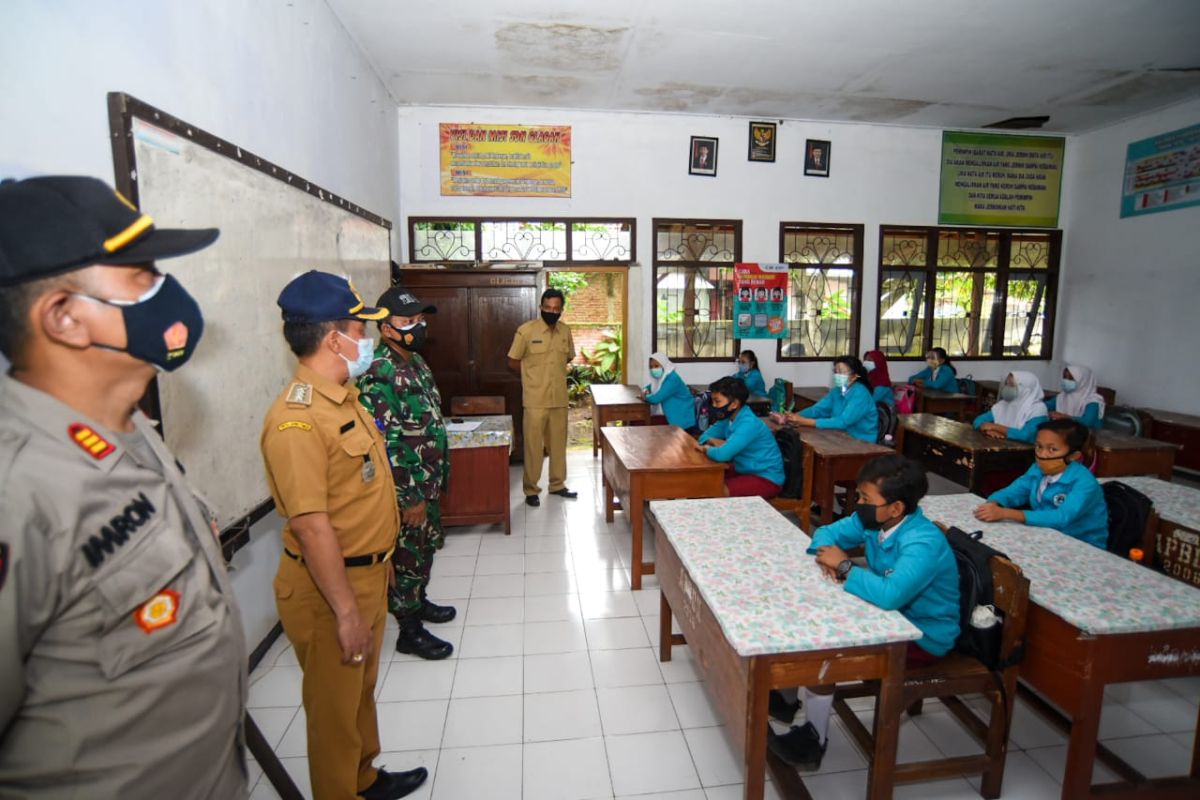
left=286, top=382, right=313, bottom=407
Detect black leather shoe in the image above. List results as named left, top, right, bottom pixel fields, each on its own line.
left=395, top=621, right=453, bottom=660
left=768, top=689, right=800, bottom=723
left=550, top=488, right=578, bottom=499
left=525, top=495, right=540, bottom=506
left=420, top=597, right=457, bottom=624
left=360, top=766, right=429, bottom=799
left=767, top=722, right=827, bottom=771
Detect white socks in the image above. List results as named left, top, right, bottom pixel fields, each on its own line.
left=804, top=689, right=834, bottom=742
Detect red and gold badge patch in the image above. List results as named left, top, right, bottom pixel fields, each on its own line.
left=68, top=423, right=115, bottom=460
left=133, top=588, right=181, bottom=633
left=163, top=321, right=189, bottom=358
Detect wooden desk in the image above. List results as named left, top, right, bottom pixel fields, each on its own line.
left=791, top=386, right=828, bottom=413
left=921, top=494, right=1200, bottom=800
left=896, top=413, right=1033, bottom=495
left=1093, top=429, right=1179, bottom=479
left=590, top=383, right=651, bottom=457
left=1100, top=476, right=1200, bottom=590
left=600, top=426, right=726, bottom=590
left=649, top=496, right=920, bottom=800
left=1140, top=407, right=1200, bottom=472
left=442, top=415, right=513, bottom=535
left=688, top=384, right=773, bottom=416
left=913, top=386, right=976, bottom=421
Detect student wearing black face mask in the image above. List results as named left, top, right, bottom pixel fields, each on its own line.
left=768, top=455, right=960, bottom=771
left=357, top=287, right=459, bottom=661
left=696, top=377, right=785, bottom=498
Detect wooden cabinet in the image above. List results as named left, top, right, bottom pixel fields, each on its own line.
left=394, top=268, right=538, bottom=460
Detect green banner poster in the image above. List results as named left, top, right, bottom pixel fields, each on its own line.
left=938, top=132, right=1065, bottom=227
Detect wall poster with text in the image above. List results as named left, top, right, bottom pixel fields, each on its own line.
left=1120, top=122, right=1200, bottom=218
left=938, top=132, right=1065, bottom=227
left=733, top=263, right=788, bottom=339
left=439, top=123, right=571, bottom=198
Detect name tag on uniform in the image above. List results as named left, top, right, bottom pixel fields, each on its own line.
left=362, top=455, right=376, bottom=482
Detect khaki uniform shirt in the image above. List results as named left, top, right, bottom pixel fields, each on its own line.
left=508, top=318, right=575, bottom=409
left=0, top=376, right=247, bottom=799
left=261, top=364, right=399, bottom=556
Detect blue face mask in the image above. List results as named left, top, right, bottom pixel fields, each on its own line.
left=832, top=373, right=850, bottom=389
left=650, top=367, right=664, bottom=379
left=1061, top=379, right=1078, bottom=393
left=737, top=361, right=750, bottom=374
left=999, top=384, right=1019, bottom=402
left=337, top=331, right=376, bottom=379
left=75, top=274, right=204, bottom=372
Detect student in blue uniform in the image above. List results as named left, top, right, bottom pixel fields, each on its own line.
left=973, top=370, right=1049, bottom=442
left=907, top=347, right=958, bottom=392
left=731, top=349, right=767, bottom=397
left=785, top=355, right=879, bottom=443
left=642, top=351, right=698, bottom=434
left=975, top=418, right=1109, bottom=549
left=697, top=376, right=784, bottom=498
left=768, top=455, right=960, bottom=770
left=1047, top=364, right=1105, bottom=429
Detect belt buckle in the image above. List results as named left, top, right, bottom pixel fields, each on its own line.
left=381, top=547, right=395, bottom=564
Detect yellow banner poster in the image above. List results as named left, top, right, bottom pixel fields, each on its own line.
left=440, top=124, right=572, bottom=198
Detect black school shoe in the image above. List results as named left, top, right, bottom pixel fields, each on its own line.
left=550, top=488, right=578, bottom=499
left=395, top=619, right=453, bottom=660
left=767, top=722, right=827, bottom=771
left=360, top=766, right=428, bottom=799
left=525, top=495, right=540, bottom=507
left=420, top=596, right=457, bottom=624
left=768, top=689, right=800, bottom=723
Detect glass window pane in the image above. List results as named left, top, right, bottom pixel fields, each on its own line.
left=1010, top=232, right=1053, bottom=270
left=781, top=226, right=857, bottom=264
left=881, top=229, right=929, bottom=267
left=480, top=220, right=567, bottom=261
left=782, top=268, right=856, bottom=359
left=412, top=220, right=476, bottom=262
left=878, top=269, right=928, bottom=357
left=931, top=271, right=997, bottom=357
left=655, top=265, right=735, bottom=359
left=1002, top=272, right=1047, bottom=357
left=936, top=229, right=999, bottom=268
left=571, top=221, right=632, bottom=261
left=655, top=223, right=737, bottom=262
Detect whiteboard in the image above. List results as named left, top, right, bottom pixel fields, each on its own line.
left=129, top=117, right=391, bottom=528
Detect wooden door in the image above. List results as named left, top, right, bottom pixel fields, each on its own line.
left=417, top=287, right=471, bottom=413
left=472, top=286, right=536, bottom=459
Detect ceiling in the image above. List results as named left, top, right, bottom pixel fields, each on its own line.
left=325, top=0, right=1200, bottom=133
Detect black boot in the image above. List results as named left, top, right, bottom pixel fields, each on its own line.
left=360, top=766, right=428, bottom=799
left=420, top=593, right=457, bottom=624
left=395, top=617, right=453, bottom=660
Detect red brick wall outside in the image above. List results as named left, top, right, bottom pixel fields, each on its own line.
left=560, top=274, right=622, bottom=366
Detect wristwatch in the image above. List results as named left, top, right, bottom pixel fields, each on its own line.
left=836, top=559, right=853, bottom=581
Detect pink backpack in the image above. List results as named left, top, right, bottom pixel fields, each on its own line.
left=894, top=384, right=917, bottom=415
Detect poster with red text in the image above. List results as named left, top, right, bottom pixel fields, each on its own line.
left=733, top=263, right=788, bottom=338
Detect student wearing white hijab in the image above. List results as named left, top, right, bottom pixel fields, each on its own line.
left=1047, top=364, right=1105, bottom=429
left=972, top=370, right=1050, bottom=442
left=643, top=351, right=699, bottom=433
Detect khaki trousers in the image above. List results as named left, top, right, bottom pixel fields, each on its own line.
left=523, top=405, right=568, bottom=495
left=275, top=555, right=387, bottom=800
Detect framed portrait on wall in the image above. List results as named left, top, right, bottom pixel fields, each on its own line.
left=748, top=121, right=776, bottom=162
left=804, top=139, right=831, bottom=177
left=689, top=136, right=718, bottom=176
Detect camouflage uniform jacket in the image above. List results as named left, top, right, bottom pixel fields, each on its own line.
left=357, top=343, right=449, bottom=507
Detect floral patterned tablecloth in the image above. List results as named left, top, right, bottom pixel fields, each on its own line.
left=447, top=415, right=513, bottom=453
left=648, top=496, right=921, bottom=657
left=921, top=493, right=1200, bottom=636
left=1100, top=476, right=1200, bottom=532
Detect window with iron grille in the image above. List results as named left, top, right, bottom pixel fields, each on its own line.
left=777, top=222, right=864, bottom=361
left=876, top=226, right=1060, bottom=360
left=408, top=217, right=635, bottom=264
left=652, top=219, right=742, bottom=362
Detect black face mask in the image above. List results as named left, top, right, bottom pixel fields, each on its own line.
left=390, top=321, right=427, bottom=352
left=541, top=310, right=561, bottom=326
left=77, top=274, right=204, bottom=372
left=855, top=502, right=888, bottom=531
left=709, top=402, right=736, bottom=421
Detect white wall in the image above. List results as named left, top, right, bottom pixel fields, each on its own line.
left=0, top=0, right=400, bottom=648
left=1058, top=98, right=1200, bottom=414
left=396, top=105, right=1069, bottom=392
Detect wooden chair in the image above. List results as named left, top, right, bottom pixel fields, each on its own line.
left=450, top=395, right=505, bottom=416
left=831, top=555, right=1030, bottom=799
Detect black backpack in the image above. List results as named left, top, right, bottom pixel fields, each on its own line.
left=1102, top=481, right=1153, bottom=561
left=875, top=401, right=897, bottom=445
left=1103, top=405, right=1143, bottom=437
left=774, top=426, right=806, bottom=499
left=944, top=526, right=1020, bottom=672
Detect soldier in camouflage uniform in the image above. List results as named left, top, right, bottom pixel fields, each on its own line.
left=357, top=287, right=456, bottom=660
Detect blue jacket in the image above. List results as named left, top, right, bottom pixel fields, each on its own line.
left=698, top=407, right=785, bottom=486
left=908, top=365, right=958, bottom=392
left=872, top=385, right=895, bottom=407
left=645, top=371, right=697, bottom=430
left=1045, top=396, right=1103, bottom=429
left=798, top=382, right=879, bottom=443
left=809, top=508, right=960, bottom=656
left=972, top=410, right=1048, bottom=443
left=988, top=461, right=1109, bottom=549
left=733, top=368, right=767, bottom=397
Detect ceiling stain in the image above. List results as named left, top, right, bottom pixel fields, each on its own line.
left=502, top=74, right=585, bottom=100
left=633, top=82, right=724, bottom=112
left=495, top=23, right=628, bottom=73
left=1074, top=70, right=1200, bottom=106
left=828, top=96, right=933, bottom=122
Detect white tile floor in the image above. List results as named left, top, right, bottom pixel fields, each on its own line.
left=247, top=451, right=1200, bottom=799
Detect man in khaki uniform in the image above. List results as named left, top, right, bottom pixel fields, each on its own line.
left=508, top=287, right=576, bottom=507
left=260, top=271, right=427, bottom=800
left=0, top=176, right=247, bottom=797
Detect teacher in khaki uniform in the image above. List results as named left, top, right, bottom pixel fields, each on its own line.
left=0, top=176, right=246, bottom=797
left=508, top=287, right=577, bottom=507
left=260, top=271, right=427, bottom=800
